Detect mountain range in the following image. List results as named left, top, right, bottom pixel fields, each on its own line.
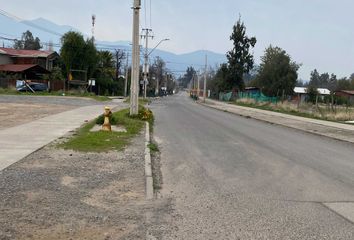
left=0, top=15, right=227, bottom=75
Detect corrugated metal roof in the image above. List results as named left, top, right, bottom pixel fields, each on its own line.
left=0, top=47, right=56, bottom=58
left=317, top=88, right=331, bottom=95
left=294, top=87, right=307, bottom=94
left=0, top=64, right=49, bottom=73
left=294, top=87, right=330, bottom=95
left=337, top=90, right=354, bottom=95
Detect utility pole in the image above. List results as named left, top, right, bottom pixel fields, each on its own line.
left=155, top=67, right=159, bottom=97
left=142, top=28, right=153, bottom=99
left=197, top=73, right=200, bottom=99
left=91, top=14, right=96, bottom=43
left=203, top=54, right=208, bottom=102
left=124, top=53, right=129, bottom=97
left=130, top=0, right=141, bottom=115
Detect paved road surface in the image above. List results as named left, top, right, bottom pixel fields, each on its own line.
left=150, top=93, right=354, bottom=239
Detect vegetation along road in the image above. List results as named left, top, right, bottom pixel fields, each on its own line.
left=149, top=92, right=354, bottom=239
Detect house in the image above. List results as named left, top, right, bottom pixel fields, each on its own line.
left=244, top=87, right=261, bottom=95
left=0, top=47, right=63, bottom=90
left=0, top=47, right=59, bottom=71
left=335, top=90, right=354, bottom=104
left=293, top=87, right=331, bottom=103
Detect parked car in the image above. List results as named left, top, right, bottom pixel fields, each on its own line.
left=16, top=82, right=48, bottom=92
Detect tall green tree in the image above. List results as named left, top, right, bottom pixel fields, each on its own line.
left=94, top=50, right=117, bottom=95
left=60, top=31, right=86, bottom=78
left=60, top=32, right=97, bottom=80
left=226, top=16, right=256, bottom=90
left=256, top=45, right=300, bottom=97
left=14, top=30, right=41, bottom=50
left=179, top=66, right=196, bottom=88
left=309, top=69, right=320, bottom=88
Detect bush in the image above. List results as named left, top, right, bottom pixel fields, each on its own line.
left=96, top=114, right=118, bottom=125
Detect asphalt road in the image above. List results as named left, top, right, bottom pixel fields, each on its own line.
left=150, top=92, right=354, bottom=239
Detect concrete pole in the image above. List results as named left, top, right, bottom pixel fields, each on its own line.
left=155, top=67, right=159, bottom=97
left=143, top=29, right=149, bottom=99
left=197, top=73, right=200, bottom=98
left=130, top=0, right=140, bottom=115
left=124, top=53, right=129, bottom=97
left=203, top=54, right=208, bottom=102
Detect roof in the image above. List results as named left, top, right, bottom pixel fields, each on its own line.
left=294, top=87, right=331, bottom=95
left=317, top=88, right=331, bottom=95
left=0, top=64, right=50, bottom=73
left=294, top=87, right=307, bottom=94
left=0, top=47, right=57, bottom=58
left=336, top=90, right=354, bottom=95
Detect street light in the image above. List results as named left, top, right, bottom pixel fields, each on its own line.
left=143, top=38, right=170, bottom=98
left=148, top=38, right=170, bottom=56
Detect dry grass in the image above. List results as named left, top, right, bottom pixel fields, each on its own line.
left=235, top=98, right=354, bottom=122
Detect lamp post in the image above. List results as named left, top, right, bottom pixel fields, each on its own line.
left=144, top=38, right=170, bottom=98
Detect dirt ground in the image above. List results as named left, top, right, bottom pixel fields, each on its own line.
left=0, top=103, right=76, bottom=130
left=0, top=130, right=170, bottom=240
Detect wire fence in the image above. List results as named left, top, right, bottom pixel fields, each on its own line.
left=219, top=91, right=278, bottom=103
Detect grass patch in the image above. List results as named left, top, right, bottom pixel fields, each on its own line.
left=148, top=143, right=159, bottom=152
left=59, top=108, right=147, bottom=152
left=232, top=99, right=354, bottom=123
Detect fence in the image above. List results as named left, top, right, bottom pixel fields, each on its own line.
left=218, top=91, right=278, bottom=103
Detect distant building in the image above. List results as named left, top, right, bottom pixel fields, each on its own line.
left=293, top=87, right=331, bottom=103
left=334, top=90, right=354, bottom=104
left=244, top=87, right=261, bottom=95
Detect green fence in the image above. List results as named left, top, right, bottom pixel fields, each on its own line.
left=238, top=92, right=278, bottom=103
left=219, top=91, right=278, bottom=103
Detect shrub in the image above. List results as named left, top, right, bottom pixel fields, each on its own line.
left=96, top=114, right=118, bottom=125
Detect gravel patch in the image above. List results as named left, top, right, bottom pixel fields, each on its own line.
left=0, top=130, right=164, bottom=240
left=0, top=103, right=76, bottom=130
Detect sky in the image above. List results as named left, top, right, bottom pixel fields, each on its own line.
left=2, top=0, right=354, bottom=80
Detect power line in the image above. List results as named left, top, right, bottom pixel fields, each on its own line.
left=0, top=36, right=147, bottom=55
left=149, top=0, right=152, bottom=28
left=144, top=0, right=147, bottom=28
left=165, top=61, right=205, bottom=67
left=0, top=8, right=63, bottom=37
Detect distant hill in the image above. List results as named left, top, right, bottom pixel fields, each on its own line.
left=0, top=15, right=227, bottom=75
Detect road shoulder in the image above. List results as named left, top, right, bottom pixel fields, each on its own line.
left=199, top=99, right=354, bottom=144
left=0, top=130, right=155, bottom=239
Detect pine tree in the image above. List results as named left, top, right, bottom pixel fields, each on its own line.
left=226, top=16, right=256, bottom=90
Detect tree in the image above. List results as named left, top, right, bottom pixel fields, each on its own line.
left=149, top=57, right=167, bottom=95
left=256, top=45, right=300, bottom=97
left=60, top=31, right=86, bottom=79
left=14, top=30, right=41, bottom=50
left=60, top=32, right=98, bottom=80
left=114, top=49, right=125, bottom=79
left=179, top=66, right=196, bottom=88
left=226, top=16, right=256, bottom=90
left=95, top=50, right=117, bottom=95
left=207, top=63, right=231, bottom=98
left=309, top=69, right=320, bottom=88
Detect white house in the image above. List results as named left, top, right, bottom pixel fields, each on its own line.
left=294, top=87, right=330, bottom=103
